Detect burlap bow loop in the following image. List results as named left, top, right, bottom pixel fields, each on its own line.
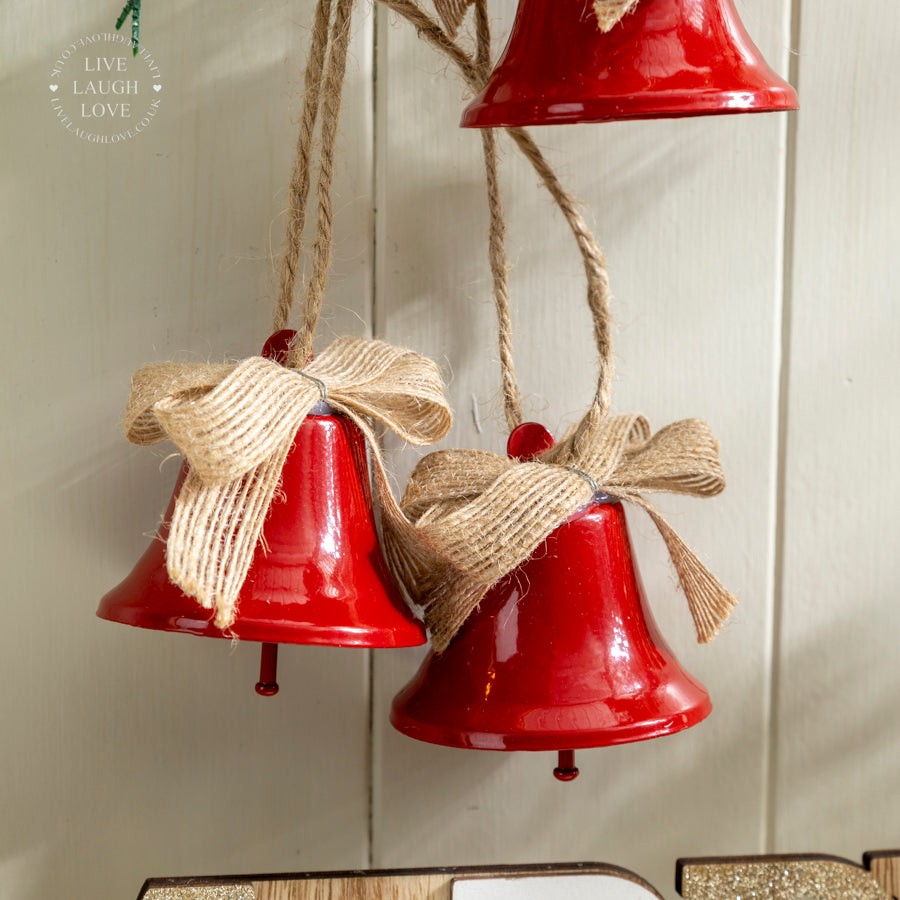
left=125, top=361, right=235, bottom=446
left=123, top=335, right=452, bottom=629
left=543, top=413, right=726, bottom=496
left=153, top=357, right=322, bottom=484
left=391, top=412, right=736, bottom=652
left=128, top=336, right=451, bottom=487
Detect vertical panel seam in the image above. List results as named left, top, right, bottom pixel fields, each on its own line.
left=371, top=2, right=381, bottom=341
left=366, top=648, right=375, bottom=868
left=366, top=3, right=381, bottom=871
left=765, top=0, right=803, bottom=855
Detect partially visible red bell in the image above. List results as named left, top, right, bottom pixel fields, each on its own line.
left=391, top=423, right=711, bottom=779
left=461, top=0, right=798, bottom=127
left=98, top=331, right=425, bottom=693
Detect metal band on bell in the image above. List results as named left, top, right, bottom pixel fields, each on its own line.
left=299, top=370, right=328, bottom=403
left=563, top=465, right=600, bottom=497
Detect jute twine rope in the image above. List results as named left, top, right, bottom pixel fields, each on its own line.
left=474, top=0, right=522, bottom=432
left=120, top=0, right=735, bottom=645
left=378, top=0, right=615, bottom=420
left=275, top=0, right=356, bottom=367
left=274, top=0, right=332, bottom=335
left=375, top=0, right=737, bottom=651
left=433, top=0, right=472, bottom=37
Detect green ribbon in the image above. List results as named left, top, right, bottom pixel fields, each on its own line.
left=115, top=0, right=142, bottom=56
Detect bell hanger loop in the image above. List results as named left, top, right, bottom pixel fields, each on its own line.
left=274, top=0, right=356, bottom=368
left=471, top=0, right=615, bottom=439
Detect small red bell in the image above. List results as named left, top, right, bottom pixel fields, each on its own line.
left=460, top=0, right=798, bottom=127
left=98, top=331, right=425, bottom=693
left=390, top=423, right=711, bottom=778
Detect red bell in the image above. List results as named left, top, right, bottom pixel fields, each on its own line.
left=98, top=331, right=425, bottom=694
left=390, top=423, right=711, bottom=779
left=460, top=0, right=798, bottom=127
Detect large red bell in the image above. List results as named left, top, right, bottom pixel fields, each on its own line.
left=460, top=0, right=798, bottom=127
left=391, top=423, right=711, bottom=779
left=98, top=331, right=425, bottom=694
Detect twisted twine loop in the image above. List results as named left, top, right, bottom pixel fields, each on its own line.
left=125, top=336, right=452, bottom=629
left=389, top=412, right=737, bottom=653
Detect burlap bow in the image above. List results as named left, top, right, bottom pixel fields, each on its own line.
left=431, top=0, right=639, bottom=39
left=124, top=335, right=452, bottom=629
left=388, top=411, right=737, bottom=652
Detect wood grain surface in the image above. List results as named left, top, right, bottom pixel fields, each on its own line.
left=866, top=852, right=900, bottom=900
left=253, top=873, right=452, bottom=900
left=141, top=863, right=655, bottom=900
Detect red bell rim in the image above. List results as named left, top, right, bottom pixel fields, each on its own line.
left=391, top=497, right=711, bottom=751
left=98, top=412, right=425, bottom=647
left=461, top=0, right=798, bottom=127
left=98, top=330, right=425, bottom=651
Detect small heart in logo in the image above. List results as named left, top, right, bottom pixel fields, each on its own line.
left=153, top=84, right=162, bottom=92
left=49, top=84, right=59, bottom=92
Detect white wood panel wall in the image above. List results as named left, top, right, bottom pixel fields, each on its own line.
left=1, top=1, right=898, bottom=899
left=774, top=1, right=900, bottom=855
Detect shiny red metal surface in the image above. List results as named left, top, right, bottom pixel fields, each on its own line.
left=390, top=421, right=711, bottom=757
left=461, top=0, right=798, bottom=127
left=98, top=410, right=425, bottom=646
left=98, top=333, right=425, bottom=649
left=391, top=496, right=711, bottom=749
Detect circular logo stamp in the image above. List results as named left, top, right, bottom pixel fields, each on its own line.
left=49, top=33, right=162, bottom=143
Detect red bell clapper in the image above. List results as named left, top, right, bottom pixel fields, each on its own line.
left=98, top=330, right=426, bottom=694
left=391, top=423, right=712, bottom=780
left=460, top=0, right=798, bottom=127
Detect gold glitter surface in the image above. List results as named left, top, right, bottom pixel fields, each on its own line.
left=680, top=858, right=890, bottom=900
left=143, top=885, right=256, bottom=900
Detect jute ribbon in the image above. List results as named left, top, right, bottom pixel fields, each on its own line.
left=124, top=336, right=451, bottom=629
left=432, top=0, right=640, bottom=39
left=390, top=412, right=736, bottom=652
